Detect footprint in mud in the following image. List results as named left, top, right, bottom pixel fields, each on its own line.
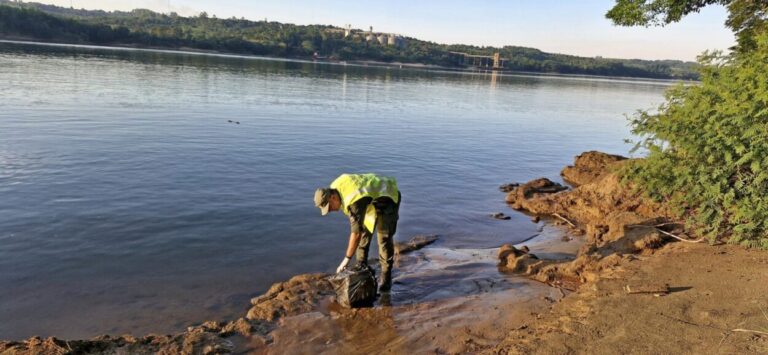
left=473, top=279, right=499, bottom=293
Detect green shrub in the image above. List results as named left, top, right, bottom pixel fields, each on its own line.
left=623, top=32, right=768, bottom=248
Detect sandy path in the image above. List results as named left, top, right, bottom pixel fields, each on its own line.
left=490, top=242, right=768, bottom=354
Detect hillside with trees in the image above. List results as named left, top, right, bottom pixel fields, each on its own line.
left=0, top=0, right=699, bottom=80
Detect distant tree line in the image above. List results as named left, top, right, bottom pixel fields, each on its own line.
left=0, top=1, right=699, bottom=80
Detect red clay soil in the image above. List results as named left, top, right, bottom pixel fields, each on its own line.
left=492, top=151, right=768, bottom=354
left=489, top=242, right=768, bottom=354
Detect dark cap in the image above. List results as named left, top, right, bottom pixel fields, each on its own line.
left=314, top=188, right=332, bottom=215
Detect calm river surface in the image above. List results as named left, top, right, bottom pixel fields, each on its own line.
left=0, top=41, right=669, bottom=339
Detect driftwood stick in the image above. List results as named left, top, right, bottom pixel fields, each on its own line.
left=626, top=224, right=705, bottom=243
left=542, top=281, right=577, bottom=292
left=731, top=328, right=768, bottom=336
left=659, top=314, right=724, bottom=331
left=658, top=314, right=763, bottom=336
left=552, top=213, right=577, bottom=228
left=624, top=284, right=670, bottom=294
left=717, top=332, right=730, bottom=348
left=655, top=228, right=706, bottom=244
left=627, top=222, right=684, bottom=229
left=653, top=222, right=685, bottom=227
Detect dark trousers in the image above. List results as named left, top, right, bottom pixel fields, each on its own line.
left=355, top=193, right=400, bottom=277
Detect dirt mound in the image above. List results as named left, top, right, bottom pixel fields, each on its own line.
left=246, top=273, right=334, bottom=322
left=560, top=150, right=627, bottom=186
left=500, top=152, right=676, bottom=290
left=505, top=178, right=568, bottom=211
left=505, top=158, right=669, bottom=248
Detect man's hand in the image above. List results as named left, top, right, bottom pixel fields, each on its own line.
left=336, top=256, right=351, bottom=273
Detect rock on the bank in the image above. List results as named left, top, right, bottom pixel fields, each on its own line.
left=505, top=178, right=568, bottom=211
left=498, top=245, right=544, bottom=274
left=560, top=151, right=627, bottom=187
left=498, top=151, right=677, bottom=289
left=247, top=273, right=334, bottom=322
left=395, top=234, right=439, bottom=254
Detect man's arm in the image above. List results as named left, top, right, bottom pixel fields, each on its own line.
left=335, top=197, right=371, bottom=273
left=336, top=232, right=361, bottom=273
left=345, top=232, right=361, bottom=258
left=346, top=197, right=372, bottom=255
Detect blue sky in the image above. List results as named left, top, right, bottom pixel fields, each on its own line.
left=38, top=0, right=735, bottom=61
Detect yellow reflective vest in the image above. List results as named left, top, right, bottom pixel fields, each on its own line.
left=330, top=173, right=400, bottom=233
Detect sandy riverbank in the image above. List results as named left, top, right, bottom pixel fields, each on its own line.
left=2, top=151, right=766, bottom=354
left=490, top=151, right=768, bottom=354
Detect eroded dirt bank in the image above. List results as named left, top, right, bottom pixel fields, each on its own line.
left=491, top=151, right=768, bottom=354
left=490, top=242, right=768, bottom=354
left=3, top=151, right=767, bottom=354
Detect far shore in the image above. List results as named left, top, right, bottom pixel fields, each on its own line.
left=0, top=37, right=690, bottom=84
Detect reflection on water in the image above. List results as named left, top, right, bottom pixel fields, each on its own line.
left=0, top=41, right=669, bottom=339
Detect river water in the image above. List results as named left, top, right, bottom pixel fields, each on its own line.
left=0, top=41, right=669, bottom=339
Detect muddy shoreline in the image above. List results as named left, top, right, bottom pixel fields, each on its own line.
left=0, top=229, right=580, bottom=354
left=3, top=151, right=766, bottom=354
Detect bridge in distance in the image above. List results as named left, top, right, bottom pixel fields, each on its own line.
left=448, top=52, right=507, bottom=70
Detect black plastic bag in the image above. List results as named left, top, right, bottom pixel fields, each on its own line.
left=330, top=264, right=378, bottom=308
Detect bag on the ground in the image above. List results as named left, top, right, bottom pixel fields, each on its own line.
left=330, top=264, right=377, bottom=308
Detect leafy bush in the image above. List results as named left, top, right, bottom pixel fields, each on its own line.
left=623, top=32, right=768, bottom=248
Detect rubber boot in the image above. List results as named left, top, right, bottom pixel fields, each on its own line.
left=379, top=269, right=392, bottom=293
left=354, top=260, right=369, bottom=270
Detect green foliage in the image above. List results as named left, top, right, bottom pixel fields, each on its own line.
left=726, top=0, right=768, bottom=52
left=606, top=0, right=768, bottom=53
left=609, top=0, right=768, bottom=247
left=623, top=33, right=768, bottom=248
left=0, top=0, right=699, bottom=80
left=606, top=0, right=726, bottom=26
